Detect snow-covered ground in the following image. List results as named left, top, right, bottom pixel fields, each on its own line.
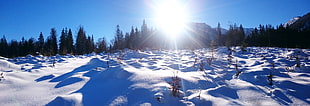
left=0, top=47, right=309, bottom=106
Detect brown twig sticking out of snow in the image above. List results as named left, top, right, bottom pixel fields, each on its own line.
left=268, top=63, right=275, bottom=85
left=169, top=76, right=182, bottom=97
left=206, top=58, right=212, bottom=66
left=199, top=60, right=205, bottom=71
left=285, top=66, right=295, bottom=72
left=0, top=72, right=4, bottom=81
left=193, top=57, right=198, bottom=67
left=235, top=59, right=242, bottom=77
left=106, top=61, right=109, bottom=68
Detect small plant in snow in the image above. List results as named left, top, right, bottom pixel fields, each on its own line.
left=227, top=48, right=233, bottom=67
left=106, top=61, right=110, bottom=68
left=199, top=60, right=204, bottom=71
left=197, top=89, right=202, bottom=100
left=52, top=58, right=56, bottom=67
left=267, top=73, right=273, bottom=85
left=241, top=42, right=247, bottom=52
left=295, top=53, right=301, bottom=68
left=0, top=72, right=4, bottom=81
left=206, top=58, right=212, bottom=66
left=193, top=57, right=198, bottom=67
left=285, top=66, right=295, bottom=72
left=155, top=96, right=162, bottom=102
left=117, top=52, right=124, bottom=64
left=151, top=57, right=157, bottom=61
left=169, top=76, right=182, bottom=97
left=235, top=59, right=242, bottom=77
left=117, top=51, right=124, bottom=60
left=262, top=55, right=266, bottom=60
left=21, top=65, right=25, bottom=70
left=267, top=63, right=275, bottom=85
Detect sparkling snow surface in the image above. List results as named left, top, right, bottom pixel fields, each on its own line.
left=0, top=47, right=309, bottom=106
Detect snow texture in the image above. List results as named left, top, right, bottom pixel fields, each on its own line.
left=0, top=47, right=309, bottom=106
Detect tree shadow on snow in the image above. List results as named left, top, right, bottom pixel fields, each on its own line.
left=276, top=81, right=310, bottom=104
left=71, top=65, right=133, bottom=105
left=35, top=74, right=55, bottom=82
left=208, top=86, right=239, bottom=99
left=240, top=68, right=310, bottom=104
left=49, top=58, right=108, bottom=88
left=54, top=77, right=84, bottom=88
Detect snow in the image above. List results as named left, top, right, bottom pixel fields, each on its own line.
left=0, top=47, right=309, bottom=106
left=284, top=16, right=301, bottom=27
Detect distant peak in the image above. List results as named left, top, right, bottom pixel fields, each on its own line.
left=284, top=16, right=301, bottom=27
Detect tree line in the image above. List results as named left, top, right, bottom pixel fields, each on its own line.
left=0, top=20, right=309, bottom=58
left=245, top=24, right=310, bottom=48
left=214, top=23, right=310, bottom=49
left=0, top=26, right=107, bottom=58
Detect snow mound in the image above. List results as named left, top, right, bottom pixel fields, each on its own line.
left=46, top=93, right=82, bottom=106
left=0, top=58, right=20, bottom=72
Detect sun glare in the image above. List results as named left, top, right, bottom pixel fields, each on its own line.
left=155, top=0, right=189, bottom=39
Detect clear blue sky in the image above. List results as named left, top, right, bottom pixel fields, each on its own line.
left=0, top=0, right=309, bottom=43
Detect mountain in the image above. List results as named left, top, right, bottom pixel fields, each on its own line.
left=284, top=16, right=301, bottom=27
left=244, top=28, right=254, bottom=36
left=188, top=23, right=217, bottom=40
left=284, top=12, right=310, bottom=30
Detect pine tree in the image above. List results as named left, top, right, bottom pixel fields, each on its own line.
left=129, top=26, right=135, bottom=49
left=67, top=29, right=74, bottom=54
left=50, top=28, right=58, bottom=55
left=85, top=36, right=93, bottom=53
left=124, top=32, right=130, bottom=49
left=238, top=24, right=246, bottom=45
left=112, top=25, right=124, bottom=50
left=8, top=40, right=19, bottom=57
left=27, top=38, right=35, bottom=55
left=19, top=37, right=27, bottom=56
left=59, top=28, right=67, bottom=55
left=90, top=35, right=95, bottom=53
left=75, top=26, right=87, bottom=55
left=216, top=22, right=223, bottom=46
left=135, top=27, right=139, bottom=49
left=140, top=19, right=149, bottom=48
left=0, top=35, right=8, bottom=57
left=37, top=32, right=45, bottom=55
left=96, top=37, right=107, bottom=53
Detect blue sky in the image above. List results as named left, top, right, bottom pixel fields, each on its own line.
left=0, top=0, right=309, bottom=42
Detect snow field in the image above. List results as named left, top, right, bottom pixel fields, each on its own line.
left=0, top=47, right=309, bottom=106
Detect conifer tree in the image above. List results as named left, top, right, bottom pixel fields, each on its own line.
left=37, top=32, right=45, bottom=55
left=67, top=29, right=74, bottom=54
left=75, top=26, right=87, bottom=55
left=112, top=25, right=124, bottom=50
left=216, top=22, right=223, bottom=46
left=140, top=19, right=149, bottom=48
left=129, top=26, right=135, bottom=49
left=59, top=28, right=67, bottom=55
left=96, top=37, right=107, bottom=53
left=124, top=32, right=130, bottom=49
left=0, top=35, right=8, bottom=57
left=8, top=40, right=19, bottom=57
left=50, top=28, right=58, bottom=55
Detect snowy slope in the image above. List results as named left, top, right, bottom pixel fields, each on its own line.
left=0, top=47, right=309, bottom=106
left=284, top=17, right=301, bottom=27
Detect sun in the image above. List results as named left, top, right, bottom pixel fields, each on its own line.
left=154, top=0, right=189, bottom=39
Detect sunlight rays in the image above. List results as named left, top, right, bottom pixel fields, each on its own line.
left=154, top=0, right=189, bottom=40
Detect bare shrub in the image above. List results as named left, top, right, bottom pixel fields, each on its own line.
left=0, top=72, right=4, bottom=81
left=235, top=59, right=242, bottom=77
left=199, top=60, right=204, bottom=71
left=267, top=63, right=274, bottom=85
left=169, top=76, right=182, bottom=97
